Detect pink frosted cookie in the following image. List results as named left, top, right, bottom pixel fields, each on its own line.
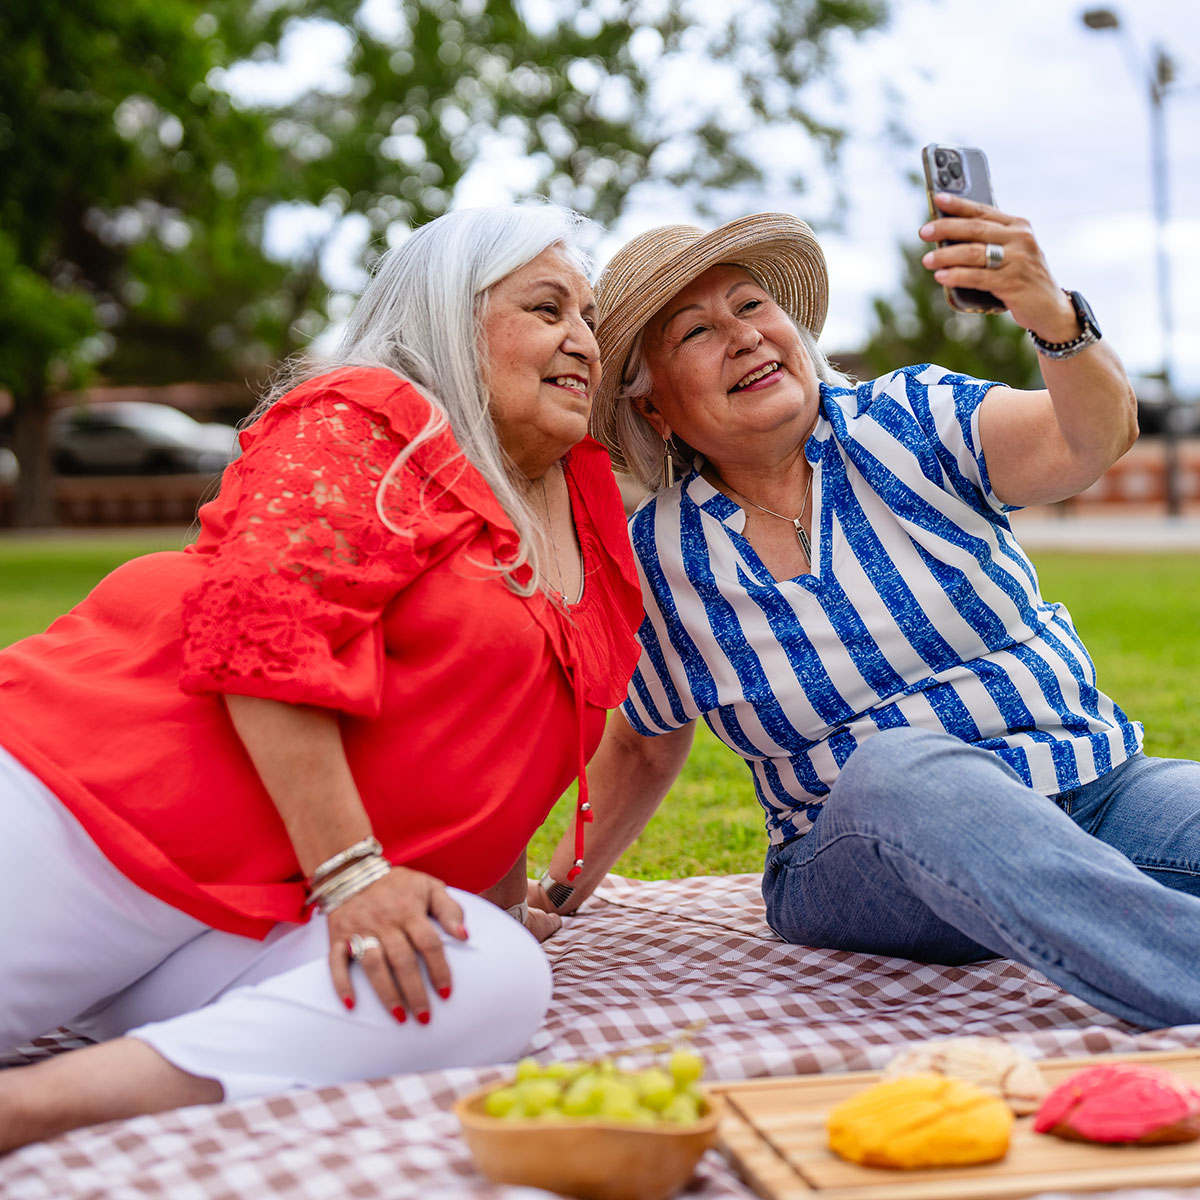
left=1034, top=1063, right=1200, bottom=1145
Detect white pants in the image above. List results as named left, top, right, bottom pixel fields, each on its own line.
left=1, top=746, right=552, bottom=1101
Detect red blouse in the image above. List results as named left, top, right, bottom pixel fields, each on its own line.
left=0, top=368, right=643, bottom=937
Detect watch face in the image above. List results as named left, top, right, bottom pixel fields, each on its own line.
left=1069, top=290, right=1101, bottom=338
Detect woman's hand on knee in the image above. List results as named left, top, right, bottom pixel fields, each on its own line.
left=326, top=867, right=467, bottom=1022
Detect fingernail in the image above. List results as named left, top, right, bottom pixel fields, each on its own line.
left=343, top=996, right=355, bottom=1011
left=392, top=1006, right=407, bottom=1024
left=459, top=925, right=469, bottom=940
left=921, top=251, right=934, bottom=266
left=438, top=986, right=452, bottom=1001
left=416, top=1010, right=431, bottom=1025
left=919, top=223, right=935, bottom=238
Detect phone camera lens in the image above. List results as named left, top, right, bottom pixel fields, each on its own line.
left=948, top=159, right=963, bottom=180
left=934, top=149, right=949, bottom=167
left=937, top=169, right=951, bottom=188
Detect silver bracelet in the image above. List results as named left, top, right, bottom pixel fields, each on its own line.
left=537, top=868, right=576, bottom=912
left=309, top=836, right=383, bottom=886
left=308, top=854, right=391, bottom=912
left=505, top=900, right=529, bottom=925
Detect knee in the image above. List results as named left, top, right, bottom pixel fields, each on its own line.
left=452, top=892, right=552, bottom=1052
left=836, top=727, right=958, bottom=801
left=831, top=727, right=1019, bottom=828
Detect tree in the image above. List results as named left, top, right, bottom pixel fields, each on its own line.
left=1, top=0, right=889, bottom=526
left=0, top=1, right=302, bottom=523
left=860, top=242, right=1043, bottom=388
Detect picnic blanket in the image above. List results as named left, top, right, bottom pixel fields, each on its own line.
left=5, top=872, right=1200, bottom=1200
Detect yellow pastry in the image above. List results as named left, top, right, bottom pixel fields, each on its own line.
left=881, top=1036, right=1047, bottom=1115
left=827, top=1074, right=1013, bottom=1169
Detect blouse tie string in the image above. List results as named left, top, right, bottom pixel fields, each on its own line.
left=562, top=619, right=592, bottom=882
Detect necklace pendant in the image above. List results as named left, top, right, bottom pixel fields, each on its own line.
left=794, top=520, right=811, bottom=559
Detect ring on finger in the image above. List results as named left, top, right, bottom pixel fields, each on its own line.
left=348, top=933, right=383, bottom=962
left=984, top=243, right=1005, bottom=269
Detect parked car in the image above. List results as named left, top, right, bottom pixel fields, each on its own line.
left=1132, top=375, right=1200, bottom=437
left=51, top=401, right=241, bottom=475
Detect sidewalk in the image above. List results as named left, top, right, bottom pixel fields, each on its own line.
left=1011, top=505, right=1200, bottom=552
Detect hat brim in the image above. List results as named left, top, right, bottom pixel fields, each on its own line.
left=591, top=213, right=828, bottom=473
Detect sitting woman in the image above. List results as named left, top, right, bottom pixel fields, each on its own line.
left=0, top=203, right=642, bottom=1153
left=532, top=193, right=1200, bottom=1030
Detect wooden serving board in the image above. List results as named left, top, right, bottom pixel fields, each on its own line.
left=709, top=1050, right=1200, bottom=1200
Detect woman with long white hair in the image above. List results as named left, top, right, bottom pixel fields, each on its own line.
left=0, top=202, right=642, bottom=1152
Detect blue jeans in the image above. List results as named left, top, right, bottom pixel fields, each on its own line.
left=762, top=728, right=1200, bottom=1029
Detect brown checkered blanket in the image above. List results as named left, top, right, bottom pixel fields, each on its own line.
left=5, top=873, right=1200, bottom=1199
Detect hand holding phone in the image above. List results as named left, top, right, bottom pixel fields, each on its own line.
left=921, top=143, right=1006, bottom=314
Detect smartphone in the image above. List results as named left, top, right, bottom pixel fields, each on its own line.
left=921, top=143, right=1005, bottom=314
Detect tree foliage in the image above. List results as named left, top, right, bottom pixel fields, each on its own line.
left=0, top=0, right=888, bottom=524
left=860, top=242, right=1043, bottom=388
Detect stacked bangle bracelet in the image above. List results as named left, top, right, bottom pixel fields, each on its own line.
left=305, top=836, right=391, bottom=913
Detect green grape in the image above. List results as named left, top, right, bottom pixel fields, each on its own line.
left=484, top=1086, right=520, bottom=1117
left=514, top=1078, right=561, bottom=1116
left=668, top=1050, right=704, bottom=1088
left=662, top=1094, right=701, bottom=1125
left=543, top=1061, right=570, bottom=1081
left=562, top=1074, right=603, bottom=1116
left=597, top=1079, right=640, bottom=1120
left=634, top=1067, right=676, bottom=1112
left=514, top=1057, right=543, bottom=1082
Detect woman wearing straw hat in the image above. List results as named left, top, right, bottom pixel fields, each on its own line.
left=531, top=191, right=1200, bottom=1029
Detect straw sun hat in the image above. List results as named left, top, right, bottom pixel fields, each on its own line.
left=590, top=213, right=829, bottom=472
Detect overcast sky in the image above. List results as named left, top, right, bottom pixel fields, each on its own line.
left=235, top=0, right=1200, bottom=394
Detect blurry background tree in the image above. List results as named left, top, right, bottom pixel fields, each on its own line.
left=0, top=0, right=887, bottom=526
left=859, top=242, right=1043, bottom=387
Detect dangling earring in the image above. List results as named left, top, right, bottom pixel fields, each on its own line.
left=660, top=434, right=675, bottom=490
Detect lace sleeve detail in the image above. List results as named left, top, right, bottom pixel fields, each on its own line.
left=180, top=390, right=454, bottom=715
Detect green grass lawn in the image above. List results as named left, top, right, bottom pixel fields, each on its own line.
left=1, top=536, right=1196, bottom=880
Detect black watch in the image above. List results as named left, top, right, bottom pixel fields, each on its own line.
left=1028, top=289, right=1102, bottom=360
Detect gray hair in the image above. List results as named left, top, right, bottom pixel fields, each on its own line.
left=614, top=312, right=852, bottom=493
left=254, top=203, right=596, bottom=595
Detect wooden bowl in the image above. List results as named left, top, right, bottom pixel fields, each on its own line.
left=455, top=1082, right=721, bottom=1200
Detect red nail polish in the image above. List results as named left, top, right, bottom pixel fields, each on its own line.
left=416, top=1010, right=431, bottom=1025
left=343, top=996, right=355, bottom=1011
left=438, top=986, right=451, bottom=1001
left=459, top=926, right=468, bottom=939
left=392, top=1006, right=407, bottom=1024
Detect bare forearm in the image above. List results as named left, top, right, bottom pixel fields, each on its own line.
left=1038, top=344, right=1138, bottom=481
left=542, top=716, right=694, bottom=914
left=224, top=694, right=371, bottom=877
left=481, top=852, right=528, bottom=910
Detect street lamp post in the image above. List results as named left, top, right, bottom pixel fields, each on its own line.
left=1082, top=8, right=1182, bottom=517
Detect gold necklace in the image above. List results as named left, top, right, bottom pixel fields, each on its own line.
left=716, top=469, right=814, bottom=559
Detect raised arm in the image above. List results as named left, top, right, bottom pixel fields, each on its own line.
left=920, top=192, right=1138, bottom=507
left=531, top=714, right=695, bottom=916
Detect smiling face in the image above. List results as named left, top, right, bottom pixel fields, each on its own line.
left=481, top=244, right=600, bottom=479
left=637, top=264, right=820, bottom=470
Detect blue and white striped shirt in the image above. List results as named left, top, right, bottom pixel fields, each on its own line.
left=623, top=364, right=1143, bottom=845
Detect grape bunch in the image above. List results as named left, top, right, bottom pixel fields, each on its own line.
left=483, top=1050, right=708, bottom=1126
